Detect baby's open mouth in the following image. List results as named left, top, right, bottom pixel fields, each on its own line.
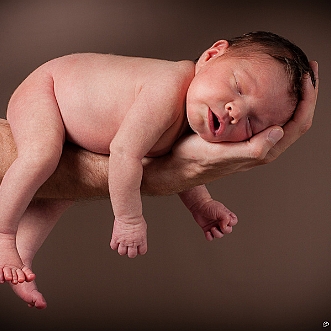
left=209, top=109, right=223, bottom=136
left=212, top=112, right=220, bottom=131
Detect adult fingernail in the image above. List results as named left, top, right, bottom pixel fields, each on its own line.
left=268, top=129, right=284, bottom=145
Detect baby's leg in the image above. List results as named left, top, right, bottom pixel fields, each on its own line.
left=9, top=199, right=73, bottom=308
left=0, top=72, right=65, bottom=283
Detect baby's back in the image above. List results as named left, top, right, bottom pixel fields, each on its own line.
left=44, top=53, right=192, bottom=154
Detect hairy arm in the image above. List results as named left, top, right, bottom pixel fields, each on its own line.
left=0, top=62, right=318, bottom=200
left=0, top=124, right=109, bottom=200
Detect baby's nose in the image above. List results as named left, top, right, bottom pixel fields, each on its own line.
left=226, top=103, right=243, bottom=124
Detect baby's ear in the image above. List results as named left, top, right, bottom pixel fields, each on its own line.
left=195, top=40, right=229, bottom=73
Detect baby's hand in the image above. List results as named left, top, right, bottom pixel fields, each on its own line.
left=191, top=200, right=238, bottom=241
left=110, top=216, right=147, bottom=258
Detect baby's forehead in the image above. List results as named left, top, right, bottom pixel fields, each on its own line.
left=231, top=52, right=282, bottom=68
left=217, top=53, right=288, bottom=84
left=230, top=56, right=289, bottom=87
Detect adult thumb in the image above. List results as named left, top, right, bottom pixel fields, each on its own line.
left=267, top=127, right=284, bottom=145
left=246, top=126, right=284, bottom=161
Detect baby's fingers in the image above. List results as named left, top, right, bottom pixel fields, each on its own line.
left=110, top=239, right=119, bottom=251
left=221, top=223, right=234, bottom=235
left=211, top=227, right=225, bottom=239
left=205, top=227, right=224, bottom=241
left=112, top=242, right=147, bottom=258
left=127, top=246, right=138, bottom=258
left=205, top=231, right=214, bottom=241
left=138, top=243, right=147, bottom=256
left=222, top=212, right=238, bottom=234
left=118, top=243, right=129, bottom=256
left=125, top=244, right=147, bottom=258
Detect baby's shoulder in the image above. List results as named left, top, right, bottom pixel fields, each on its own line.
left=142, top=59, right=194, bottom=94
left=39, top=53, right=194, bottom=80
left=152, top=59, right=194, bottom=82
left=41, top=53, right=116, bottom=71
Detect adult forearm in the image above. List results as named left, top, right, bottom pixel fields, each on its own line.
left=0, top=119, right=199, bottom=199
left=37, top=141, right=110, bottom=199
left=141, top=147, right=204, bottom=196
left=0, top=119, right=107, bottom=200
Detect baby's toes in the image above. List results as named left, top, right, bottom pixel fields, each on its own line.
left=22, top=266, right=36, bottom=282
left=15, top=268, right=27, bottom=283
left=3, top=266, right=13, bottom=282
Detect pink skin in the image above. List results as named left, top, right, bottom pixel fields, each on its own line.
left=110, top=216, right=148, bottom=258
left=0, top=236, right=36, bottom=285
left=0, top=51, right=317, bottom=309
left=180, top=42, right=294, bottom=241
left=0, top=45, right=294, bottom=276
left=191, top=199, right=238, bottom=241
left=10, top=276, right=47, bottom=309
left=179, top=185, right=238, bottom=241
left=7, top=199, right=72, bottom=309
left=186, top=40, right=295, bottom=143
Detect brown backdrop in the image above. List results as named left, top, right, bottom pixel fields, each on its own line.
left=0, top=1, right=330, bottom=330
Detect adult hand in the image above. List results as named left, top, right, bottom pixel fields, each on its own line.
left=264, top=61, right=318, bottom=162
left=142, top=61, right=318, bottom=195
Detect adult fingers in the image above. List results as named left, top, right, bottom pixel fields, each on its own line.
left=204, top=126, right=284, bottom=166
left=273, top=61, right=318, bottom=153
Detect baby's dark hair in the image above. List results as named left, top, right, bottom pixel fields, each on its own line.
left=226, top=31, right=315, bottom=103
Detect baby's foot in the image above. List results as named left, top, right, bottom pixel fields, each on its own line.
left=10, top=279, right=47, bottom=309
left=0, top=263, right=35, bottom=285
left=0, top=234, right=36, bottom=284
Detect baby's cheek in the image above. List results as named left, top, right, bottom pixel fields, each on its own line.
left=223, top=125, right=251, bottom=143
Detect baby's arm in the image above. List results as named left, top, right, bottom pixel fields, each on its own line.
left=108, top=135, right=148, bottom=259
left=109, top=75, right=188, bottom=258
left=108, top=103, right=154, bottom=258
left=179, top=185, right=238, bottom=241
left=108, top=110, right=174, bottom=258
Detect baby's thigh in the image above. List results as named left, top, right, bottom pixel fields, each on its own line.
left=7, top=71, right=65, bottom=151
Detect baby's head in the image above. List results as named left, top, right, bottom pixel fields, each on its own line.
left=186, top=31, right=315, bottom=142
